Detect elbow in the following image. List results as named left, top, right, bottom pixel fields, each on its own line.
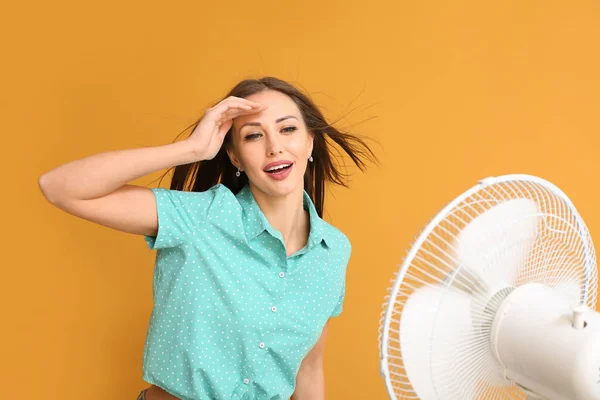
left=38, top=173, right=61, bottom=205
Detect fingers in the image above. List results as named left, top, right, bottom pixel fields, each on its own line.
left=213, top=102, right=268, bottom=124
left=215, top=118, right=233, bottom=134
left=205, top=96, right=269, bottom=135
left=222, top=104, right=266, bottom=120
left=210, top=96, right=262, bottom=113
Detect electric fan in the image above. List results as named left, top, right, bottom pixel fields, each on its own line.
left=378, top=174, right=600, bottom=400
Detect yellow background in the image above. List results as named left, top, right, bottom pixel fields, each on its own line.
left=2, top=0, right=599, bottom=398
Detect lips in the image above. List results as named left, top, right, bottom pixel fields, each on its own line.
left=263, top=160, right=293, bottom=172
left=263, top=160, right=294, bottom=181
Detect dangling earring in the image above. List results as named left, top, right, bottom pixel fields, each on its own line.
left=308, top=154, right=313, bottom=163
left=236, top=167, right=241, bottom=177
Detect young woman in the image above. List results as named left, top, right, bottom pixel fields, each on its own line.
left=39, top=77, right=377, bottom=400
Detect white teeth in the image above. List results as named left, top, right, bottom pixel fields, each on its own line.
left=266, top=164, right=291, bottom=172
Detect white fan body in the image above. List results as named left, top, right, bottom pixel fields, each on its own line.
left=492, top=283, right=600, bottom=400
left=379, top=174, right=599, bottom=400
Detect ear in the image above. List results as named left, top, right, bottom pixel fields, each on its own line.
left=226, top=147, right=243, bottom=171
left=308, top=131, right=315, bottom=156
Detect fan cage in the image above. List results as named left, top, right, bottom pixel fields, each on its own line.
left=378, top=174, right=598, bottom=400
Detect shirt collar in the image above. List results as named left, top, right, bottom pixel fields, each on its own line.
left=236, top=184, right=329, bottom=249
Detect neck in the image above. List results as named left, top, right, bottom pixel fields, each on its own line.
left=249, top=183, right=309, bottom=249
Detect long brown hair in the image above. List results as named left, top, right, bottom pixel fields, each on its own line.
left=158, top=76, right=378, bottom=217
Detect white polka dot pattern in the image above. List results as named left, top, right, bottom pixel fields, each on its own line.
left=141, top=183, right=351, bottom=399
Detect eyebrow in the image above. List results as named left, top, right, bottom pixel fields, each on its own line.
left=239, top=115, right=298, bottom=130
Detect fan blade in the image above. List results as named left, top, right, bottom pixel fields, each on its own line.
left=454, top=199, right=540, bottom=292
left=400, top=285, right=475, bottom=399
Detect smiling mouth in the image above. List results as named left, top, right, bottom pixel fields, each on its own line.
left=265, top=164, right=293, bottom=174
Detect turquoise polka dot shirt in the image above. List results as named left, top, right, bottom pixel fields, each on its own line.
left=142, top=183, right=350, bottom=400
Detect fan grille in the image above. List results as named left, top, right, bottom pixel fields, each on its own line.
left=378, top=175, right=598, bottom=400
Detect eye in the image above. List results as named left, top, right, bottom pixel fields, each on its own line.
left=282, top=126, right=297, bottom=133
left=245, top=133, right=262, bottom=140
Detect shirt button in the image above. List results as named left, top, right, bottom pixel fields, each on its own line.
left=243, top=378, right=250, bottom=384
left=271, top=306, right=278, bottom=313
left=259, top=342, right=265, bottom=349
left=279, top=272, right=285, bottom=278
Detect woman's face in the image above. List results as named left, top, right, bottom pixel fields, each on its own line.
left=228, top=89, right=314, bottom=198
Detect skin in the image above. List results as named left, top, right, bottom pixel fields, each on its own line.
left=227, top=89, right=315, bottom=256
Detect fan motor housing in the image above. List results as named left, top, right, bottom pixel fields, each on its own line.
left=491, top=283, right=600, bottom=400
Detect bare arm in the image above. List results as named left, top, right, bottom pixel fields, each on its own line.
left=292, top=363, right=325, bottom=400
left=38, top=141, right=199, bottom=236
left=38, top=141, right=198, bottom=203
left=38, top=96, right=266, bottom=237
left=291, top=321, right=329, bottom=400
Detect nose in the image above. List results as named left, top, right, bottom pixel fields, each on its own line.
left=265, top=130, right=283, bottom=156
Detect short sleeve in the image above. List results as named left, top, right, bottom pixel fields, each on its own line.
left=144, top=184, right=224, bottom=250
left=330, top=280, right=345, bottom=318
left=330, top=235, right=351, bottom=318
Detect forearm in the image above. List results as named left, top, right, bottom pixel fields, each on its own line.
left=39, top=140, right=198, bottom=203
left=291, top=365, right=325, bottom=400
